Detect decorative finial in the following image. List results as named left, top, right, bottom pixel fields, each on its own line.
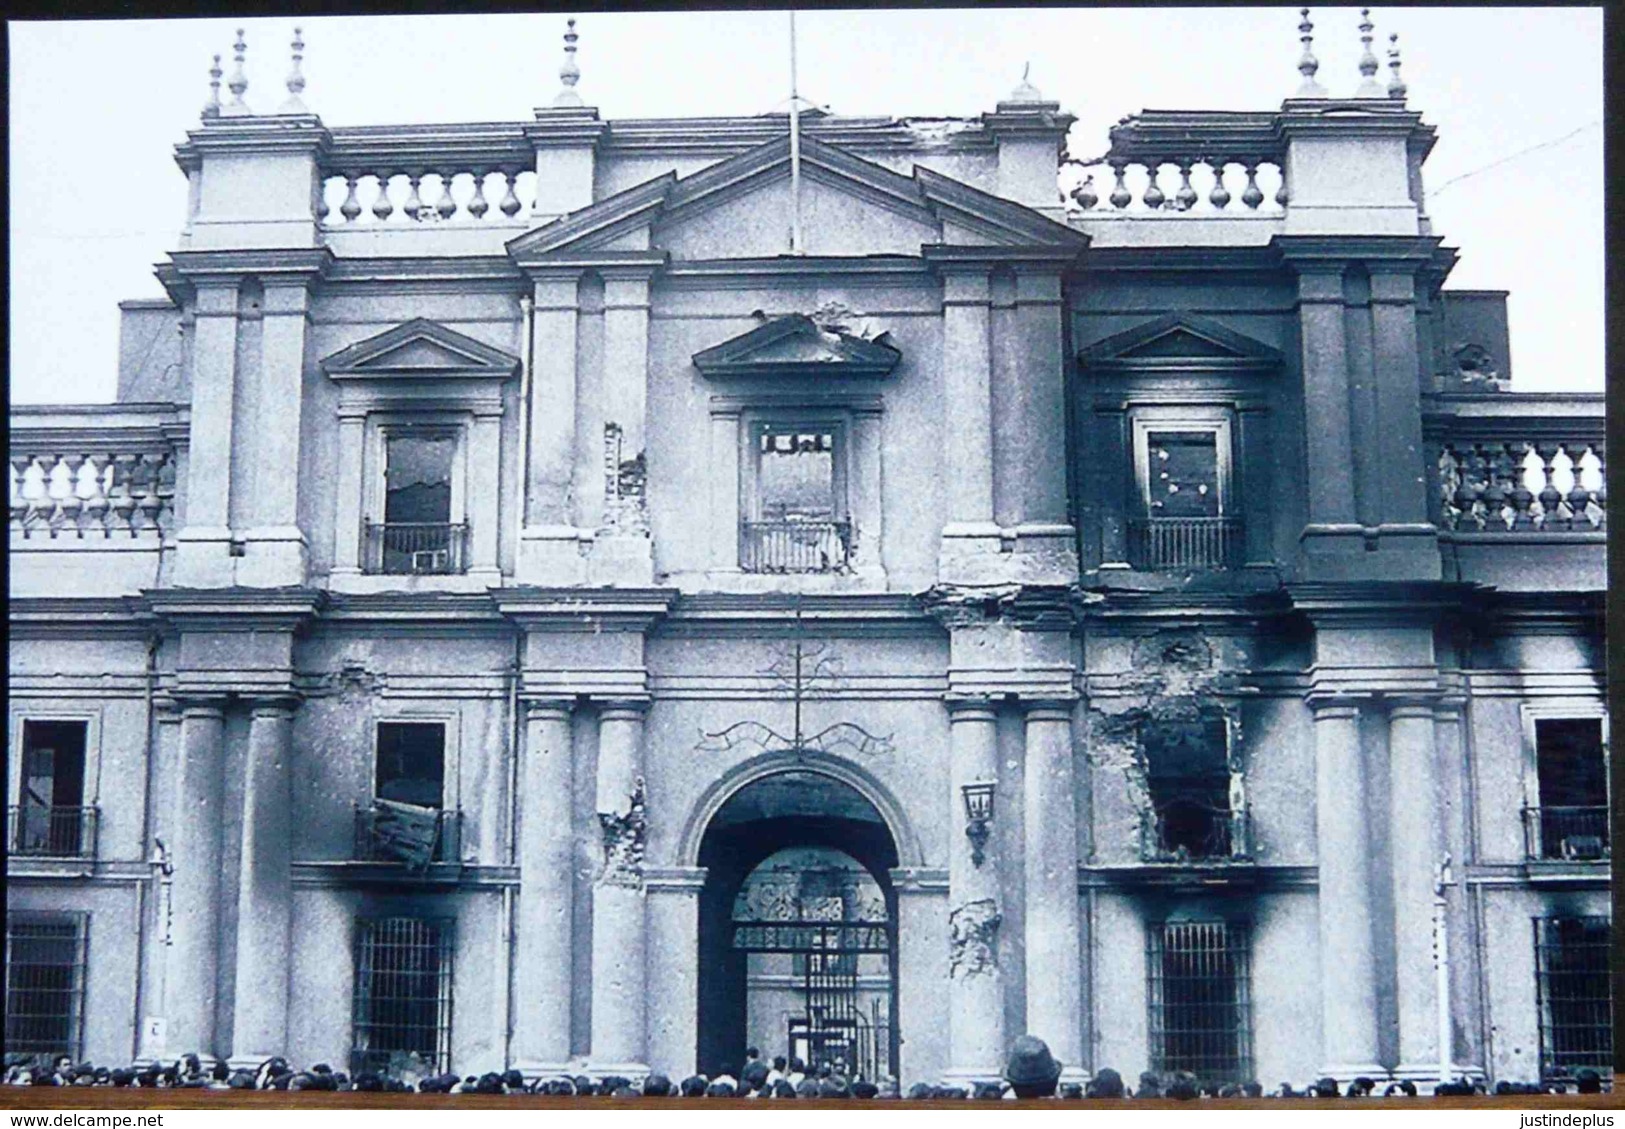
left=553, top=18, right=584, bottom=108
left=1295, top=9, right=1327, bottom=97
left=1008, top=60, right=1044, bottom=103
left=202, top=53, right=222, bottom=119
left=1387, top=32, right=1408, bottom=100
left=278, top=27, right=309, bottom=114
left=1355, top=9, right=1385, bottom=97
left=221, top=28, right=251, bottom=116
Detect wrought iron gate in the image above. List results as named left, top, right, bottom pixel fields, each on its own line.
left=732, top=866, right=896, bottom=1082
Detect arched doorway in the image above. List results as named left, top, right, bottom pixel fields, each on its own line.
left=696, top=769, right=900, bottom=1082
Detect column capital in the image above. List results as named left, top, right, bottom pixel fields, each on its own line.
left=1383, top=693, right=1439, bottom=719
left=1020, top=697, right=1077, bottom=720
left=176, top=696, right=229, bottom=718
left=247, top=695, right=300, bottom=719
left=643, top=866, right=707, bottom=893
left=597, top=697, right=650, bottom=720
left=946, top=696, right=999, bottom=721
left=523, top=696, right=576, bottom=721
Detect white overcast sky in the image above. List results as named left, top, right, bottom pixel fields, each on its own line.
left=7, top=7, right=1603, bottom=404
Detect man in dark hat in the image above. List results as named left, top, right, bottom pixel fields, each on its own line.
left=1087, top=1067, right=1125, bottom=1098
left=1312, top=1076, right=1339, bottom=1098
left=705, top=1079, right=736, bottom=1097
left=1575, top=1069, right=1603, bottom=1094
left=1059, top=1082, right=1084, bottom=1099
left=679, top=1074, right=708, bottom=1097
left=1136, top=1071, right=1162, bottom=1099
left=1242, top=1080, right=1263, bottom=1097
left=818, top=1076, right=851, bottom=1099
left=973, top=1081, right=1003, bottom=1100
left=1003, top=1034, right=1062, bottom=1099
left=852, top=1079, right=879, bottom=1099
left=1167, top=1072, right=1199, bottom=1100
left=740, top=1060, right=769, bottom=1096
left=110, top=1069, right=136, bottom=1088
left=642, top=1073, right=671, bottom=1097
left=905, top=1081, right=933, bottom=1100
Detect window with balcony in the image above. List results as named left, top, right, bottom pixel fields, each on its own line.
left=4, top=913, right=88, bottom=1059
left=351, top=916, right=454, bottom=1075
left=1131, top=415, right=1240, bottom=571
left=1534, top=916, right=1612, bottom=1080
left=1147, top=919, right=1253, bottom=1084
left=1140, top=716, right=1246, bottom=862
left=10, top=720, right=96, bottom=858
left=1525, top=717, right=1609, bottom=861
left=368, top=429, right=466, bottom=576
left=356, top=722, right=458, bottom=866
left=741, top=421, right=852, bottom=574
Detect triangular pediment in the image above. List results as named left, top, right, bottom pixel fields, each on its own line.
left=322, top=318, right=520, bottom=380
left=693, top=314, right=902, bottom=379
left=508, top=133, right=1087, bottom=263
left=1078, top=313, right=1282, bottom=370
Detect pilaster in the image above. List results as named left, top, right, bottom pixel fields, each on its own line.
left=173, top=282, right=240, bottom=587
left=588, top=264, right=659, bottom=586
left=235, top=281, right=312, bottom=587
left=517, top=271, right=587, bottom=585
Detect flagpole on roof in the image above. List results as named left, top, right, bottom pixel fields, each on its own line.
left=789, top=10, right=804, bottom=255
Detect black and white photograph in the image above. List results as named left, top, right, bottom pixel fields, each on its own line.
left=4, top=4, right=1611, bottom=1110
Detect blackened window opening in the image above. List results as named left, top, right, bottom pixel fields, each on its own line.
left=1531, top=718, right=1608, bottom=859
left=4, top=914, right=88, bottom=1060
left=351, top=917, right=454, bottom=1075
left=376, top=723, right=445, bottom=808
left=1534, top=916, right=1612, bottom=1078
left=1147, top=431, right=1220, bottom=517
left=1147, top=919, right=1252, bottom=1084
left=1142, top=716, right=1234, bottom=859
left=16, top=720, right=88, bottom=855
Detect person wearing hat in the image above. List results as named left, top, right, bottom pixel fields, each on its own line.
left=1575, top=1069, right=1603, bottom=1094
left=1088, top=1067, right=1125, bottom=1098
left=740, top=1060, right=769, bottom=1096
left=1003, top=1034, right=1062, bottom=1099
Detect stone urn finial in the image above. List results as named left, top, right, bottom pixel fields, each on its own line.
left=222, top=28, right=252, bottom=116
left=202, top=53, right=222, bottom=119
left=277, top=26, right=310, bottom=114
left=1355, top=9, right=1386, bottom=97
left=553, top=17, right=584, bottom=108
left=1295, top=8, right=1327, bottom=97
left=1387, top=32, right=1408, bottom=100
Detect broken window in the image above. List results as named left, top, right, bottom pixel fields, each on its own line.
left=1535, top=916, right=1612, bottom=1079
left=351, top=917, right=454, bottom=1075
left=1147, top=431, right=1221, bottom=518
left=1141, top=716, right=1241, bottom=861
left=4, top=913, right=88, bottom=1059
left=1147, top=919, right=1252, bottom=1084
left=13, top=720, right=91, bottom=857
left=742, top=422, right=851, bottom=573
left=369, top=430, right=464, bottom=574
left=1529, top=717, right=1609, bottom=859
left=1129, top=414, right=1240, bottom=569
left=375, top=722, right=445, bottom=808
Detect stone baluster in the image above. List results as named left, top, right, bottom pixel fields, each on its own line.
left=1590, top=446, right=1606, bottom=522
left=1241, top=164, right=1264, bottom=209
left=133, top=453, right=163, bottom=534
left=402, top=173, right=423, bottom=221
left=1108, top=160, right=1132, bottom=209
left=9, top=455, right=28, bottom=529
left=1142, top=163, right=1166, bottom=209
left=467, top=169, right=490, bottom=219
left=108, top=454, right=138, bottom=536
left=1174, top=161, right=1198, bottom=210
left=1508, top=443, right=1536, bottom=529
left=434, top=172, right=457, bottom=220
left=499, top=168, right=523, bottom=218
left=1454, top=445, right=1485, bottom=528
left=1535, top=442, right=1563, bottom=528
left=1069, top=174, right=1097, bottom=211
left=371, top=172, right=395, bottom=221
left=1564, top=443, right=1593, bottom=529
left=1479, top=445, right=1510, bottom=530
left=81, top=457, right=109, bottom=537
left=1208, top=160, right=1231, bottom=209
left=339, top=175, right=362, bottom=222
left=57, top=454, right=84, bottom=530
left=1275, top=163, right=1290, bottom=207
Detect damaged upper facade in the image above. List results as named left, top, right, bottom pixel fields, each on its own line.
left=8, top=13, right=1607, bottom=1093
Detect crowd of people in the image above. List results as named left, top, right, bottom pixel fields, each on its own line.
left=4, top=1039, right=1607, bottom=1099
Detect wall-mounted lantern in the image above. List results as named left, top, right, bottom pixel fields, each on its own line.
left=961, top=780, right=996, bottom=867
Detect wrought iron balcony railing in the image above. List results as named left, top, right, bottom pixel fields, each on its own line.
left=1127, top=516, right=1243, bottom=571
left=740, top=519, right=853, bottom=574
left=364, top=522, right=467, bottom=576
left=7, top=805, right=99, bottom=859
left=1140, top=800, right=1250, bottom=864
left=353, top=805, right=461, bottom=866
left=1523, top=806, right=1610, bottom=861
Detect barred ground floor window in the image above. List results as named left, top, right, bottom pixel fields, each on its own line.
left=4, top=912, right=88, bottom=1059
left=351, top=917, right=454, bottom=1075
left=1535, top=915, right=1612, bottom=1079
left=1147, top=919, right=1252, bottom=1083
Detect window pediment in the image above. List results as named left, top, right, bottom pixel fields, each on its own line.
left=1078, top=313, right=1282, bottom=373
left=693, top=314, right=901, bottom=380
left=322, top=318, right=519, bottom=382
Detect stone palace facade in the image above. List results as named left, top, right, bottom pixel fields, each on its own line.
left=7, top=16, right=1609, bottom=1090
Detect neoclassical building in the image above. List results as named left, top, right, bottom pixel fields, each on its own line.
left=7, top=15, right=1609, bottom=1090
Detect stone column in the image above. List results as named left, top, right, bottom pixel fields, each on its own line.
left=229, top=699, right=295, bottom=1064
left=1022, top=700, right=1083, bottom=1076
left=708, top=404, right=742, bottom=572
left=332, top=408, right=367, bottom=576
left=1368, top=265, right=1440, bottom=574
left=1008, top=267, right=1077, bottom=581
left=1312, top=696, right=1381, bottom=1078
left=945, top=699, right=1005, bottom=1082
left=514, top=699, right=575, bottom=1071
left=173, top=283, right=239, bottom=587
left=237, top=281, right=310, bottom=587
left=849, top=402, right=886, bottom=582
left=467, top=406, right=504, bottom=583
left=138, top=702, right=185, bottom=1063
left=1388, top=696, right=1441, bottom=1078
left=518, top=272, right=584, bottom=583
left=590, top=268, right=654, bottom=584
left=1293, top=266, right=1359, bottom=542
left=589, top=700, right=649, bottom=1071
left=166, top=701, right=226, bottom=1056
left=645, top=867, right=707, bottom=1081
left=938, top=266, right=1001, bottom=576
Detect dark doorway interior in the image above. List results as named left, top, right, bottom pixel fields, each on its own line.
left=696, top=770, right=900, bottom=1081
